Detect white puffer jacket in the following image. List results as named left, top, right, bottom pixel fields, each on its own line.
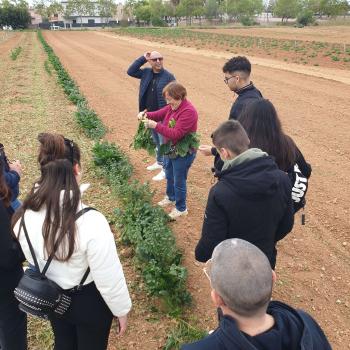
left=14, top=184, right=132, bottom=317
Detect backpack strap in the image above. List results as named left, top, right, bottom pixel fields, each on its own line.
left=20, top=215, right=41, bottom=273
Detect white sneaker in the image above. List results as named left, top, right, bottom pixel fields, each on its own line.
left=158, top=196, right=175, bottom=207
left=152, top=170, right=166, bottom=181
left=147, top=162, right=163, bottom=171
left=169, top=208, right=188, bottom=220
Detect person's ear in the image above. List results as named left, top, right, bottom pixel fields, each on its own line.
left=211, top=289, right=225, bottom=307
left=272, top=270, right=277, bottom=285
left=220, top=148, right=230, bottom=160
left=73, top=163, right=81, bottom=176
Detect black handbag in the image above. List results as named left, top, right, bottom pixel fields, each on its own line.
left=14, top=207, right=95, bottom=319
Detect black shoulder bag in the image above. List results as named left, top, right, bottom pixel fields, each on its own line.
left=14, top=207, right=95, bottom=320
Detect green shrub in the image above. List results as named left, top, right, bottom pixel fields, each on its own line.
left=296, top=11, right=315, bottom=26
left=75, top=104, right=106, bottom=139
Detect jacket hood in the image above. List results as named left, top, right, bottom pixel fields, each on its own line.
left=218, top=154, right=282, bottom=199
left=215, top=301, right=323, bottom=350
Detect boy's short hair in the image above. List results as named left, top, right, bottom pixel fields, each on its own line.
left=209, top=239, right=273, bottom=317
left=223, top=56, right=251, bottom=77
left=212, top=120, right=250, bottom=155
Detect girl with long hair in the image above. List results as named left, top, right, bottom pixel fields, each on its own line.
left=12, top=133, right=131, bottom=350
left=238, top=99, right=312, bottom=212
left=0, top=160, right=27, bottom=350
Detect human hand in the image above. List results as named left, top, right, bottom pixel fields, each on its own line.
left=9, top=160, right=22, bottom=176
left=198, top=145, right=213, bottom=156
left=144, top=52, right=151, bottom=60
left=142, top=119, right=157, bottom=129
left=115, top=315, right=128, bottom=337
left=137, top=110, right=147, bottom=120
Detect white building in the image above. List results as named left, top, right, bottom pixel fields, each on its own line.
left=60, top=1, right=125, bottom=28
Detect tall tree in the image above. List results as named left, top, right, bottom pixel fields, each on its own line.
left=0, top=0, right=31, bottom=28
left=273, top=0, right=300, bottom=21
left=97, top=0, right=117, bottom=25
left=65, top=0, right=95, bottom=26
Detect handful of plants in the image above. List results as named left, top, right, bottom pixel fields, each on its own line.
left=160, top=118, right=200, bottom=158
left=132, top=112, right=156, bottom=156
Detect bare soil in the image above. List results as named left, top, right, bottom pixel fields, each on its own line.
left=194, top=25, right=350, bottom=44
left=43, top=31, right=350, bottom=349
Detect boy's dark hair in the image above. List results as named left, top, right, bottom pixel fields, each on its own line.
left=212, top=120, right=250, bottom=155
left=222, top=56, right=251, bottom=76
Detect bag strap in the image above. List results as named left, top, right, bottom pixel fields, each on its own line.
left=21, top=207, right=96, bottom=277
left=20, top=215, right=41, bottom=273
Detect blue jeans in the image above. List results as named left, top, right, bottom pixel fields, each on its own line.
left=164, top=152, right=196, bottom=212
left=151, top=129, right=164, bottom=166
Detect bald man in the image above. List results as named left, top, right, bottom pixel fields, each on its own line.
left=127, top=51, right=175, bottom=181
left=183, top=239, right=332, bottom=350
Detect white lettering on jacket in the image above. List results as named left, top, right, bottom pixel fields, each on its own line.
left=292, top=164, right=307, bottom=203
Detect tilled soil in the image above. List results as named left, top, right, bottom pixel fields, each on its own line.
left=43, top=31, right=350, bottom=349
left=193, top=25, right=350, bottom=44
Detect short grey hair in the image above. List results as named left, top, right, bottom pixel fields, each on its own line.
left=210, top=239, right=273, bottom=317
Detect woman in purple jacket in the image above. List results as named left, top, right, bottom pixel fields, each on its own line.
left=141, top=82, right=198, bottom=220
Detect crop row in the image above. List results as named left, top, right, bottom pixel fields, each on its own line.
left=37, top=30, right=191, bottom=316
left=116, top=28, right=350, bottom=65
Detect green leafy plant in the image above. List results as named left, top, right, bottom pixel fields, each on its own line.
left=75, top=104, right=107, bottom=139
left=10, top=46, right=22, bottom=60
left=133, top=120, right=155, bottom=156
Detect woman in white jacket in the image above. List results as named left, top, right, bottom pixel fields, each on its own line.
left=12, top=133, right=131, bottom=350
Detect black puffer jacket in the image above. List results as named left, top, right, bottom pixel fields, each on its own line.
left=195, top=155, right=294, bottom=268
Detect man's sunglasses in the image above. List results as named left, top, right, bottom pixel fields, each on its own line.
left=150, top=57, right=163, bottom=62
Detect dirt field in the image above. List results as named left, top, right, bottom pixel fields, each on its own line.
left=194, top=25, right=350, bottom=44
left=42, top=31, right=350, bottom=349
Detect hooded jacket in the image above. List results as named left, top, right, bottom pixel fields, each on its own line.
left=181, top=301, right=332, bottom=350
left=195, top=149, right=294, bottom=268
left=127, top=56, right=175, bottom=112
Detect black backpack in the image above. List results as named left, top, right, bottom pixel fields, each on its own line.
left=14, top=207, right=95, bottom=319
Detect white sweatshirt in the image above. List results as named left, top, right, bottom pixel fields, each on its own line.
left=14, top=185, right=132, bottom=317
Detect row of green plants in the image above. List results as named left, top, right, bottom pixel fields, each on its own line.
left=36, top=33, right=204, bottom=346
left=37, top=30, right=106, bottom=140
left=10, top=46, right=22, bottom=60
left=116, top=27, right=350, bottom=66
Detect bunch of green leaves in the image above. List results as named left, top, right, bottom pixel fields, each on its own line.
left=160, top=133, right=200, bottom=158
left=133, top=120, right=155, bottom=156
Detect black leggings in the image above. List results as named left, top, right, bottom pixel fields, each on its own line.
left=50, top=282, right=113, bottom=350
left=0, top=293, right=27, bottom=350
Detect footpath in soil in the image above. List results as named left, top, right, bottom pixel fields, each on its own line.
left=43, top=31, right=350, bottom=349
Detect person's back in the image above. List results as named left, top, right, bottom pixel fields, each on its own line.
left=184, top=239, right=332, bottom=350
left=12, top=133, right=131, bottom=350
left=195, top=121, right=294, bottom=268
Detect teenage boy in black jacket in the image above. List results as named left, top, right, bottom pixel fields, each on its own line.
left=183, top=239, right=332, bottom=350
left=199, top=56, right=262, bottom=171
left=195, top=120, right=294, bottom=269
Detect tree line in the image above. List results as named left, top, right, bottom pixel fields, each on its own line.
left=125, top=0, right=350, bottom=26
left=0, top=0, right=349, bottom=29
left=0, top=0, right=31, bottom=29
